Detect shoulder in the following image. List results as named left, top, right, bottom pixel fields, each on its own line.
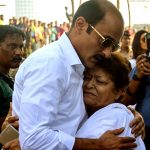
left=19, top=42, right=67, bottom=75
left=104, top=103, right=133, bottom=117
left=76, top=103, right=133, bottom=138
left=91, top=103, right=134, bottom=126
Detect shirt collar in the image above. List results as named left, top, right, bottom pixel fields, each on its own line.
left=58, top=33, right=84, bottom=67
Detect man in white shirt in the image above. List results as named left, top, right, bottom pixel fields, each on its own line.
left=12, top=0, right=139, bottom=149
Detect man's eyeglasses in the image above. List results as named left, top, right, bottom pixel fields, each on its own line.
left=89, top=24, right=120, bottom=51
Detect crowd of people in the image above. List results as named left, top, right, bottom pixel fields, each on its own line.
left=0, top=0, right=150, bottom=149
left=0, top=14, right=70, bottom=57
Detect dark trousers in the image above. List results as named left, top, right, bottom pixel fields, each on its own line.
left=144, top=126, right=150, bottom=149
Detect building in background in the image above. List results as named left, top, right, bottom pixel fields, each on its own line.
left=15, top=0, right=35, bottom=19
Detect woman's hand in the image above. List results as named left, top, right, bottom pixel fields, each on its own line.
left=128, top=107, right=145, bottom=139
left=3, top=138, right=20, bottom=150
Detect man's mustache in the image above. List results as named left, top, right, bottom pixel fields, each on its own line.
left=12, top=56, right=22, bottom=62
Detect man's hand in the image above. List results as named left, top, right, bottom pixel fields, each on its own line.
left=3, top=138, right=20, bottom=150
left=128, top=107, right=145, bottom=139
left=100, top=128, right=136, bottom=150
left=74, top=128, right=136, bottom=150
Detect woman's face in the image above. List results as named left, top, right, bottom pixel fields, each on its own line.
left=83, top=67, right=122, bottom=111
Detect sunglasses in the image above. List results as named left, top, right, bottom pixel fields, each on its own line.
left=89, top=24, right=120, bottom=51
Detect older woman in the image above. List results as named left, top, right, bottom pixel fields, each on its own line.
left=76, top=53, right=145, bottom=150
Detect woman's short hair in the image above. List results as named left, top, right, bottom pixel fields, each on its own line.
left=94, top=52, right=130, bottom=91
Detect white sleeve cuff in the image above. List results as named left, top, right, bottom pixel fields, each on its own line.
left=59, top=130, right=75, bottom=150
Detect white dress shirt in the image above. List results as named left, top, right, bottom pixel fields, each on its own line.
left=12, top=33, right=87, bottom=150
left=76, top=103, right=145, bottom=150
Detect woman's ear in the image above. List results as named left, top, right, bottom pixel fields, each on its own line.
left=74, top=17, right=88, bottom=34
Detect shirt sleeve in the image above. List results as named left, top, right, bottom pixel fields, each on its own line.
left=13, top=56, right=75, bottom=150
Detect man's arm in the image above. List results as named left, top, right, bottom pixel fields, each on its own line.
left=2, top=129, right=136, bottom=150
left=74, top=128, right=136, bottom=150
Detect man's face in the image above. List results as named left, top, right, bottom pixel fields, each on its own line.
left=121, top=35, right=131, bottom=49
left=73, top=13, right=124, bottom=69
left=0, top=34, right=24, bottom=70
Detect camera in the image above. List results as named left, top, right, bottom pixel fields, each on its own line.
left=145, top=33, right=150, bottom=62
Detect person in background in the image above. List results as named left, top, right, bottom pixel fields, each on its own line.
left=0, top=15, right=4, bottom=25
left=118, top=30, right=133, bottom=59
left=0, top=25, right=25, bottom=149
left=11, top=0, right=144, bottom=149
left=121, top=50, right=150, bottom=149
left=76, top=52, right=145, bottom=150
left=129, top=30, right=148, bottom=69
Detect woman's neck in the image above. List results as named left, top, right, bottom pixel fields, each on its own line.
left=86, top=106, right=99, bottom=117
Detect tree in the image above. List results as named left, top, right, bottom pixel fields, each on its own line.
left=65, top=0, right=131, bottom=26
left=116, top=0, right=120, bottom=10
left=116, top=0, right=131, bottom=27
left=127, top=0, right=131, bottom=27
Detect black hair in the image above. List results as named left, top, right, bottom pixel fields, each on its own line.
left=0, top=25, right=26, bottom=43
left=72, top=1, right=105, bottom=28
left=71, top=0, right=123, bottom=33
left=132, top=30, right=148, bottom=59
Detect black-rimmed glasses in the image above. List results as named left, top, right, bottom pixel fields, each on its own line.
left=89, top=24, right=120, bottom=51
